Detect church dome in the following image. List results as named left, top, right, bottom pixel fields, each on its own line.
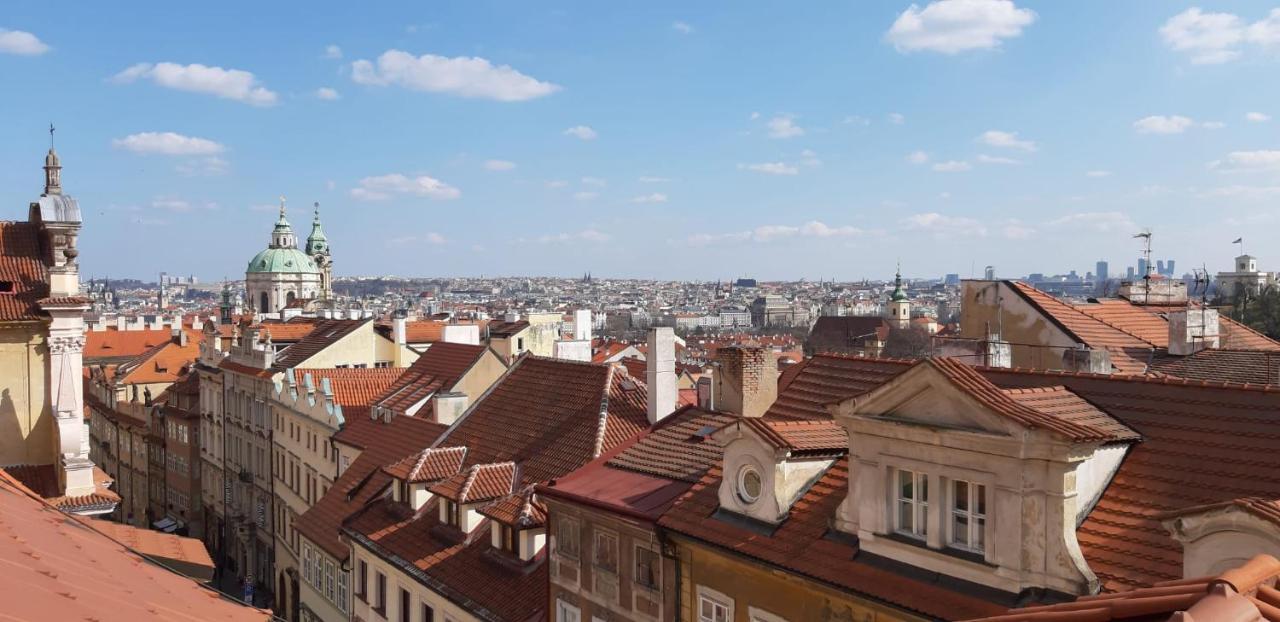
left=246, top=247, right=320, bottom=274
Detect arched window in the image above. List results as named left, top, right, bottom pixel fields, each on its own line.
left=259, top=291, right=269, bottom=313
left=286, top=291, right=296, bottom=306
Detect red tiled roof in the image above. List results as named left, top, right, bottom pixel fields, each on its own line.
left=382, top=446, right=467, bottom=483
left=1149, top=348, right=1280, bottom=385
left=343, top=356, right=651, bottom=622
left=372, top=342, right=491, bottom=417
left=764, top=353, right=912, bottom=421
left=288, top=367, right=405, bottom=407
left=658, top=458, right=1008, bottom=620
left=1073, top=299, right=1280, bottom=352
left=89, top=518, right=215, bottom=574
left=84, top=328, right=203, bottom=364
left=429, top=462, right=516, bottom=504
left=965, top=554, right=1280, bottom=622
left=0, top=468, right=270, bottom=621
left=928, top=358, right=1126, bottom=442
left=739, top=417, right=848, bottom=456
left=272, top=318, right=369, bottom=370
left=487, top=320, right=529, bottom=337
left=113, top=337, right=201, bottom=385
left=297, top=408, right=448, bottom=559
left=217, top=359, right=275, bottom=378
left=252, top=318, right=320, bottom=342
left=0, top=221, right=48, bottom=323
left=1005, top=282, right=1153, bottom=373
left=605, top=406, right=736, bottom=484
left=999, top=386, right=1140, bottom=442
left=807, top=315, right=892, bottom=354
left=478, top=486, right=547, bottom=528
left=5, top=463, right=120, bottom=514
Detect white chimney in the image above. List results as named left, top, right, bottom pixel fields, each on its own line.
left=433, top=392, right=469, bottom=425
left=504, top=311, right=520, bottom=322
left=574, top=309, right=592, bottom=341
left=192, top=316, right=204, bottom=331
left=393, top=317, right=407, bottom=346
left=1168, top=308, right=1219, bottom=356
left=647, top=327, right=678, bottom=424
left=116, top=316, right=126, bottom=331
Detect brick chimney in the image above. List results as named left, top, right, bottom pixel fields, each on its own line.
left=714, top=345, right=778, bottom=418
left=646, top=327, right=677, bottom=424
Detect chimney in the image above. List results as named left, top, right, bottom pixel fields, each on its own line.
left=442, top=324, right=480, bottom=345
left=393, top=317, right=407, bottom=347
left=433, top=392, right=469, bottom=425
left=115, top=316, right=126, bottom=331
left=696, top=374, right=714, bottom=410
left=1168, top=308, right=1219, bottom=356
left=646, top=327, right=677, bottom=424
left=192, top=316, right=204, bottom=331
left=574, top=309, right=592, bottom=341
left=983, top=326, right=1011, bottom=368
left=504, top=311, right=520, bottom=322
left=1062, top=346, right=1112, bottom=375
left=714, top=345, right=778, bottom=418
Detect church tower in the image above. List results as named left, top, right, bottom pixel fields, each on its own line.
left=245, top=197, right=323, bottom=316
left=305, top=202, right=333, bottom=300
left=885, top=265, right=911, bottom=329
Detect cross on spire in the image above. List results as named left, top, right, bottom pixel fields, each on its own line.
left=49, top=123, right=55, bottom=149
left=278, top=195, right=287, bottom=217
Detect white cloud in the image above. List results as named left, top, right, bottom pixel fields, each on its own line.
left=581, top=176, right=607, bottom=186
left=350, top=50, right=559, bottom=101
left=638, top=176, right=671, bottom=183
left=112, top=132, right=225, bottom=156
left=573, top=191, right=599, bottom=201
left=1001, top=222, right=1035, bottom=239
left=537, top=229, right=611, bottom=244
left=0, top=28, right=50, bottom=55
left=631, top=193, right=668, bottom=204
left=977, top=154, right=1020, bottom=165
left=1246, top=111, right=1272, bottom=123
left=176, top=156, right=229, bottom=177
left=901, top=212, right=987, bottom=237
left=800, top=221, right=862, bottom=237
left=150, top=197, right=217, bottom=213
left=932, top=160, right=972, bottom=172
left=349, top=173, right=461, bottom=201
left=888, top=112, right=905, bottom=124
left=1133, top=115, right=1194, bottom=134
left=389, top=232, right=448, bottom=245
left=1085, top=170, right=1112, bottom=178
left=483, top=159, right=516, bottom=171
left=684, top=220, right=862, bottom=245
left=766, top=115, right=804, bottom=139
left=886, top=0, right=1036, bottom=54
left=1210, top=150, right=1280, bottom=173
left=1047, top=211, right=1135, bottom=233
left=672, top=21, right=694, bottom=34
left=1202, top=120, right=1226, bottom=129
left=906, top=150, right=930, bottom=164
left=323, top=45, right=343, bottom=60
left=978, top=129, right=1036, bottom=151
left=739, top=162, right=799, bottom=176
left=1160, top=8, right=1280, bottom=64
left=800, top=149, right=822, bottom=167
left=315, top=87, right=340, bottom=100
left=564, top=125, right=598, bottom=140
left=842, top=115, right=871, bottom=126
left=545, top=180, right=569, bottom=189
left=112, top=62, right=278, bottom=106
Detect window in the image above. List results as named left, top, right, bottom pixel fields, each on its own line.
left=375, top=572, right=387, bottom=613
left=556, top=599, right=580, bottom=622
left=357, top=559, right=368, bottom=600
left=950, top=479, right=987, bottom=553
left=556, top=517, right=580, bottom=558
left=500, top=524, right=519, bottom=555
left=895, top=468, right=929, bottom=538
left=338, top=569, right=349, bottom=613
left=324, top=559, right=335, bottom=600
left=736, top=464, right=762, bottom=504
left=697, top=593, right=731, bottom=622
left=400, top=588, right=411, bottom=622
left=635, top=545, right=659, bottom=589
left=516, top=337, right=525, bottom=352
left=302, top=544, right=313, bottom=584
left=593, top=530, right=618, bottom=573
left=442, top=500, right=460, bottom=527
left=421, top=603, right=435, bottom=622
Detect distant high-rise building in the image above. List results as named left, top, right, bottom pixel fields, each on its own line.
left=944, top=273, right=960, bottom=286
left=1096, top=261, right=1109, bottom=283
left=1165, top=259, right=1176, bottom=277
left=1138, top=258, right=1148, bottom=277
left=1127, top=266, right=1136, bottom=279
left=984, top=265, right=995, bottom=280
left=1157, top=260, right=1166, bottom=276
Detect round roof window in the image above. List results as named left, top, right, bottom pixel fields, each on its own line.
left=737, top=465, right=762, bottom=504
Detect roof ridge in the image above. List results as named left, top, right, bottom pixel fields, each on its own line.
left=985, top=363, right=1280, bottom=393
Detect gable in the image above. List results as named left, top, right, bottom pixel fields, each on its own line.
left=851, top=370, right=1024, bottom=437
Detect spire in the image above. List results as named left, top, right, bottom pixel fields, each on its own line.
left=891, top=262, right=907, bottom=301
left=44, top=123, right=62, bottom=196
left=306, top=201, right=329, bottom=256
left=271, top=195, right=297, bottom=248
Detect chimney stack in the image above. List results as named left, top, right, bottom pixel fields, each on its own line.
left=646, top=327, right=677, bottom=424
left=115, top=316, right=126, bottom=331
left=1062, top=346, right=1112, bottom=375
left=433, top=392, right=469, bottom=425
left=1168, top=308, right=1219, bottom=356
left=714, top=345, right=778, bottom=418
left=574, top=309, right=592, bottom=342
left=393, top=317, right=407, bottom=347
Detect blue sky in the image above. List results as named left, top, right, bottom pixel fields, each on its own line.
left=2, top=1, right=1279, bottom=281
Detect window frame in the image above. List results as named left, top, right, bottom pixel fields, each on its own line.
left=949, top=478, right=988, bottom=554
left=893, top=468, right=929, bottom=539
left=695, top=586, right=732, bottom=622
left=592, top=529, right=619, bottom=574
left=634, top=544, right=660, bottom=590
left=556, top=516, right=581, bottom=559
left=736, top=464, right=762, bottom=504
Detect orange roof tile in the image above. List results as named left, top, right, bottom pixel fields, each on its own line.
left=382, top=446, right=467, bottom=483
left=429, top=462, right=516, bottom=504
left=478, top=486, right=547, bottom=528
left=371, top=342, right=492, bottom=417
left=0, top=222, right=48, bottom=322
left=0, top=468, right=270, bottom=621
left=113, top=337, right=202, bottom=385
left=85, top=328, right=202, bottom=364
left=288, top=367, right=405, bottom=407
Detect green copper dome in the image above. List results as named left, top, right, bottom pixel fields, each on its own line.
left=246, top=247, right=320, bottom=274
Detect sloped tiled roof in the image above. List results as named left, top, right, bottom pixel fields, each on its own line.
left=297, top=408, right=448, bottom=559
left=429, top=462, right=516, bottom=504
left=606, top=406, right=737, bottom=484
left=1149, top=348, right=1280, bottom=385
left=0, top=468, right=270, bottom=621
left=382, top=446, right=467, bottom=483
left=0, top=222, right=48, bottom=323
left=371, top=342, right=490, bottom=417
left=288, top=367, right=404, bottom=407
left=764, top=353, right=912, bottom=421
left=478, top=486, right=547, bottom=528
left=272, top=318, right=368, bottom=370
left=965, top=554, right=1280, bottom=622
left=1000, top=386, right=1140, bottom=442
left=739, top=417, right=848, bottom=456
left=113, top=337, right=201, bottom=385
left=84, top=328, right=202, bottom=365
left=487, top=320, right=529, bottom=337
left=5, top=463, right=120, bottom=514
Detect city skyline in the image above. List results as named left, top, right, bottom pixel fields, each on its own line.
left=3, top=1, right=1280, bottom=281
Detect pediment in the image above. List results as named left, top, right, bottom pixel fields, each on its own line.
left=841, top=365, right=1022, bottom=437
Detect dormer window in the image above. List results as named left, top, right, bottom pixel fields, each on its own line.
left=441, top=499, right=460, bottom=527
left=894, top=468, right=928, bottom=539
left=736, top=465, right=762, bottom=504
left=950, top=479, right=987, bottom=553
